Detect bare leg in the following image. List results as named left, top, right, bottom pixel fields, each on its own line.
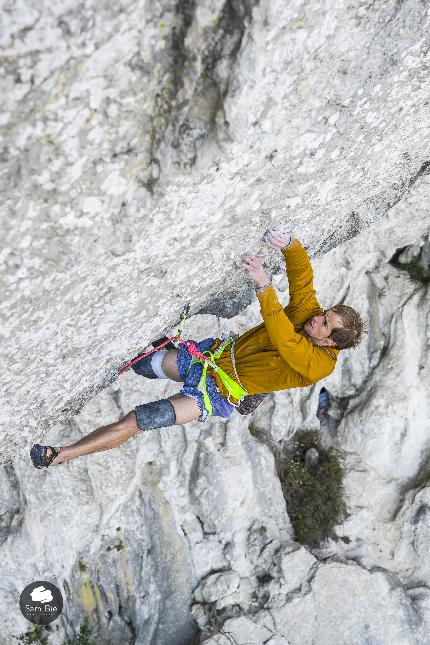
left=50, top=411, right=140, bottom=465
left=161, top=349, right=182, bottom=382
left=50, top=394, right=200, bottom=465
left=167, top=393, right=200, bottom=424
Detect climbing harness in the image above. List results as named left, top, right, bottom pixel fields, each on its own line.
left=119, top=305, right=248, bottom=414
left=229, top=340, right=247, bottom=392
left=185, top=335, right=248, bottom=414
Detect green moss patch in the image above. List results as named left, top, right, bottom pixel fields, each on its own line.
left=396, top=257, right=429, bottom=283
left=78, top=559, right=87, bottom=572
left=106, top=541, right=124, bottom=552
left=14, top=626, right=49, bottom=645
left=65, top=619, right=96, bottom=645
left=250, top=426, right=346, bottom=547
left=389, top=246, right=430, bottom=283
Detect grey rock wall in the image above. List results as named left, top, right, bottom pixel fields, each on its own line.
left=2, top=0, right=430, bottom=464
left=2, top=1, right=430, bottom=644
left=2, top=177, right=430, bottom=644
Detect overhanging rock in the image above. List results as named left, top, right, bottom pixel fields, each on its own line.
left=1, top=0, right=430, bottom=464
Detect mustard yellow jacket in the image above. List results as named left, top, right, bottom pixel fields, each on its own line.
left=210, top=239, right=340, bottom=401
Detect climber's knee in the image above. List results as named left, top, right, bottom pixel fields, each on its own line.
left=131, top=349, right=168, bottom=379
left=118, top=411, right=142, bottom=436
left=134, top=399, right=176, bottom=432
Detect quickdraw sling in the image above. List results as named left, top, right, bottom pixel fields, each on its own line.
left=119, top=305, right=248, bottom=415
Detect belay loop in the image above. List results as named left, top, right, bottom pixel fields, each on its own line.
left=119, top=305, right=248, bottom=414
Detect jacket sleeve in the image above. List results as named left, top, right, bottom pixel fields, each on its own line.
left=256, top=283, right=335, bottom=381
left=282, top=239, right=322, bottom=326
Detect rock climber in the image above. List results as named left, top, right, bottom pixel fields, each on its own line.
left=30, top=230, right=365, bottom=469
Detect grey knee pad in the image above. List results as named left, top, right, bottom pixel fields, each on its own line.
left=131, top=350, right=168, bottom=379
left=134, top=399, right=176, bottom=432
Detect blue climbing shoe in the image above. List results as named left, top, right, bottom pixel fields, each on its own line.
left=30, top=444, right=60, bottom=469
left=316, top=387, right=331, bottom=425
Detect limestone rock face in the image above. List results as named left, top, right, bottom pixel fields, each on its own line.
left=2, top=0, right=430, bottom=464
left=2, top=1, right=430, bottom=644
left=2, top=178, right=430, bottom=644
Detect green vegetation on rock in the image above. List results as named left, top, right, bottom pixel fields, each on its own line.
left=397, top=256, right=430, bottom=283
left=78, top=559, right=87, bottom=572
left=65, top=618, right=96, bottom=645
left=250, top=426, right=346, bottom=547
left=389, top=245, right=430, bottom=283
left=15, top=626, right=49, bottom=645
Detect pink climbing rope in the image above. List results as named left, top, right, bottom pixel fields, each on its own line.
left=118, top=336, right=211, bottom=375
left=118, top=336, right=179, bottom=374
left=118, top=305, right=215, bottom=375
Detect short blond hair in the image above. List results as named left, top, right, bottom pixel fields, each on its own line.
left=328, top=305, right=367, bottom=349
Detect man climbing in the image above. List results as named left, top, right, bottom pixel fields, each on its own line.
left=30, top=230, right=365, bottom=469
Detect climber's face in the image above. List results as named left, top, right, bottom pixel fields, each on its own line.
left=303, top=309, right=343, bottom=347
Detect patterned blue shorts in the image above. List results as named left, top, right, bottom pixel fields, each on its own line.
left=176, top=338, right=236, bottom=423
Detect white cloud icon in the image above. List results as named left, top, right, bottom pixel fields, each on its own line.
left=30, top=586, right=53, bottom=603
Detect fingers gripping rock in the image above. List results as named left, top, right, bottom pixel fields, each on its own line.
left=264, top=229, right=293, bottom=250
